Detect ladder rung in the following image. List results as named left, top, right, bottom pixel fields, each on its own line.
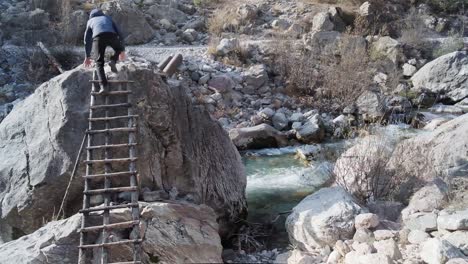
left=89, top=115, right=138, bottom=121
left=86, top=143, right=137, bottom=150
left=80, top=203, right=139, bottom=213
left=83, top=171, right=137, bottom=179
left=79, top=239, right=143, bottom=249
left=85, top=158, right=137, bottom=164
left=84, top=186, right=138, bottom=195
left=91, top=90, right=133, bottom=95
left=89, top=80, right=135, bottom=83
left=109, top=262, right=142, bottom=264
left=87, top=127, right=137, bottom=134
left=90, top=103, right=131, bottom=109
left=80, top=220, right=139, bottom=233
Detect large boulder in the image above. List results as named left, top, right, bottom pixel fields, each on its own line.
left=411, top=51, right=468, bottom=103
left=355, top=90, right=387, bottom=121
left=401, top=179, right=449, bottom=220
left=286, top=187, right=364, bottom=251
left=147, top=5, right=188, bottom=24
left=0, top=202, right=223, bottom=263
left=101, top=1, right=155, bottom=45
left=0, top=62, right=246, bottom=241
left=229, top=124, right=288, bottom=150
left=388, top=114, right=468, bottom=182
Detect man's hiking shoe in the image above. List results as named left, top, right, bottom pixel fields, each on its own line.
left=98, top=83, right=108, bottom=94
left=109, top=60, right=118, bottom=73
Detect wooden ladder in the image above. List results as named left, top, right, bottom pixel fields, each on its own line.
left=78, top=72, right=142, bottom=264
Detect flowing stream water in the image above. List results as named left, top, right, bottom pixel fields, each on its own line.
left=241, top=123, right=425, bottom=248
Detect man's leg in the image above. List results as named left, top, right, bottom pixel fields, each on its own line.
left=93, top=36, right=108, bottom=92
left=109, top=35, right=124, bottom=73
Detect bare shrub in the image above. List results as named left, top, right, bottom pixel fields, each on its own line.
left=334, top=134, right=406, bottom=203
left=351, top=0, right=401, bottom=37
left=207, top=5, right=241, bottom=37
left=399, top=10, right=433, bottom=52
left=270, top=35, right=373, bottom=112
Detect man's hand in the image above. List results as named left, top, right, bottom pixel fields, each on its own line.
left=83, top=58, right=92, bottom=68
left=119, top=52, right=126, bottom=61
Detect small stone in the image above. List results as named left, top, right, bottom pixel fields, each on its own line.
left=403, top=63, right=417, bottom=77
left=198, top=74, right=210, bottom=85
left=355, top=213, right=380, bottom=229
left=374, top=239, right=402, bottom=260
left=327, top=250, right=342, bottom=264
left=437, top=210, right=468, bottom=231
left=353, top=228, right=374, bottom=243
left=403, top=212, right=438, bottom=232
left=374, top=230, right=396, bottom=241
left=408, top=230, right=430, bottom=244
left=335, top=240, right=351, bottom=256
left=353, top=241, right=375, bottom=255
left=259, top=108, right=275, bottom=120
left=291, top=122, right=302, bottom=130
left=271, top=19, right=290, bottom=30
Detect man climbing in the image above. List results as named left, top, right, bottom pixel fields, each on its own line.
left=83, top=9, right=126, bottom=93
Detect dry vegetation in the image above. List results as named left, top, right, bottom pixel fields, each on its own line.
left=270, top=35, right=373, bottom=112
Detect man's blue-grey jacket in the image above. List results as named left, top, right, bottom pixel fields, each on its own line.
left=84, top=9, right=124, bottom=58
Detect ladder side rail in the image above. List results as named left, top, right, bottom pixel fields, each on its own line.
left=126, top=82, right=141, bottom=262
left=79, top=71, right=98, bottom=264
left=102, top=88, right=112, bottom=264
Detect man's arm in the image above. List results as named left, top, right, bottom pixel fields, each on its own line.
left=84, top=21, right=93, bottom=58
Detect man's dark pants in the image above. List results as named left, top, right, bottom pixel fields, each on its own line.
left=92, top=32, right=124, bottom=86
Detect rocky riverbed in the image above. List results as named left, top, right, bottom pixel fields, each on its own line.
left=0, top=0, right=467, bottom=263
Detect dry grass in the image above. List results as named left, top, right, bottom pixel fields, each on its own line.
left=208, top=38, right=252, bottom=67
left=207, top=5, right=242, bottom=37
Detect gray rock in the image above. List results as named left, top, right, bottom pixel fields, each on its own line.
left=438, top=210, right=468, bottom=231
left=312, top=12, right=334, bottom=32
left=421, top=238, right=465, bottom=264
left=371, top=36, right=404, bottom=64
left=367, top=201, right=404, bottom=222
left=401, top=179, right=449, bottom=220
left=0, top=202, right=223, bottom=263
left=404, top=212, right=438, bottom=232
left=237, top=4, right=258, bottom=21
left=388, top=114, right=468, bottom=183
left=289, top=112, right=304, bottom=123
left=443, top=231, right=468, bottom=255
left=374, top=239, right=402, bottom=260
left=353, top=228, right=374, bottom=243
left=147, top=5, right=188, bottom=24
left=291, top=122, right=302, bottom=130
left=229, top=124, right=287, bottom=150
left=286, top=187, right=364, bottom=251
left=408, top=230, right=430, bottom=244
left=356, top=91, right=386, bottom=121
left=0, top=63, right=246, bottom=240
left=271, top=19, right=291, bottom=30
left=242, top=65, right=268, bottom=94
left=403, top=63, right=417, bottom=77
left=143, top=190, right=169, bottom=202
left=272, top=112, right=288, bottom=131
left=259, top=107, right=275, bottom=120
left=374, top=230, right=396, bottom=241
left=355, top=213, right=380, bottom=229
left=101, top=1, right=154, bottom=44
left=208, top=74, right=235, bottom=94
left=216, top=38, right=239, bottom=55
left=295, top=115, right=325, bottom=143
left=182, top=28, right=198, bottom=43
left=447, top=259, right=468, bottom=264
left=430, top=104, right=465, bottom=114
left=411, top=51, right=468, bottom=102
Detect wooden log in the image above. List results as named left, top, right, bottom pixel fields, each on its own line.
left=84, top=157, right=138, bottom=164
left=37, top=41, right=64, bottom=73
